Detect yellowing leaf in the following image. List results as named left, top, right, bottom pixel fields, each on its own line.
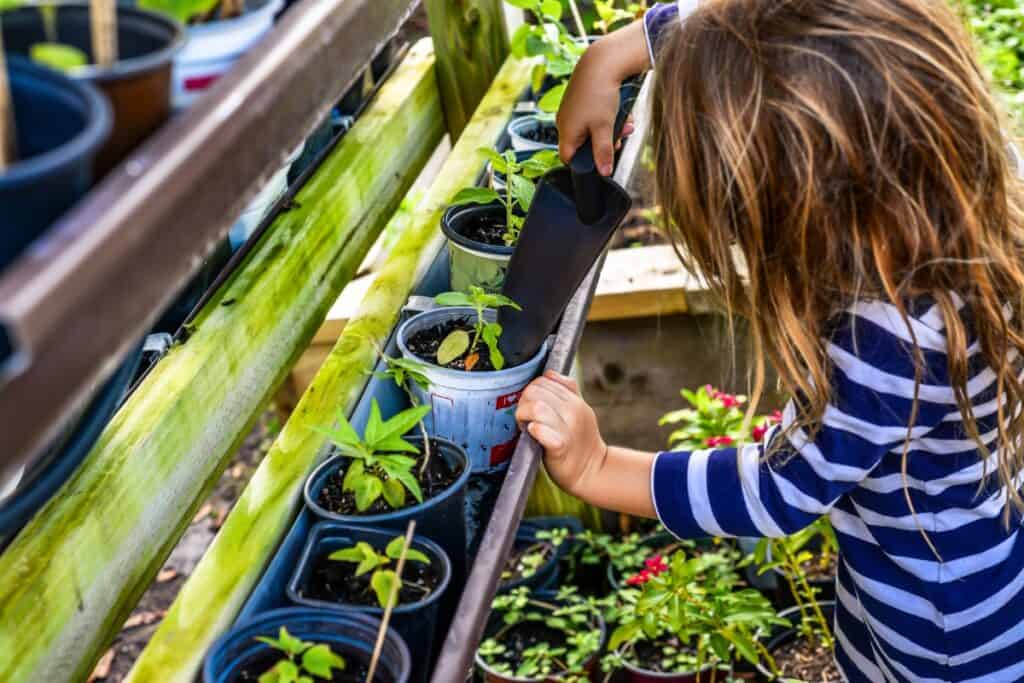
left=437, top=330, right=470, bottom=366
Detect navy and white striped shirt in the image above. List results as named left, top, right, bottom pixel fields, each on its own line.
left=651, top=299, right=1024, bottom=682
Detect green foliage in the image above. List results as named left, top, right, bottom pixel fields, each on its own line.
left=254, top=627, right=346, bottom=683
left=314, top=399, right=430, bottom=512
left=603, top=550, right=786, bottom=677
left=753, top=518, right=837, bottom=651
left=501, top=541, right=552, bottom=582
left=479, top=587, right=602, bottom=682
left=962, top=0, right=1024, bottom=128
left=507, top=0, right=586, bottom=103
left=138, top=0, right=219, bottom=24
left=29, top=43, right=88, bottom=72
left=592, top=0, right=646, bottom=35
left=659, top=385, right=780, bottom=451
left=433, top=286, right=521, bottom=371
left=451, top=148, right=562, bottom=246
left=375, top=355, right=431, bottom=393
left=328, top=535, right=431, bottom=608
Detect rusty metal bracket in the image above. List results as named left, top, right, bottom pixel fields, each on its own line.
left=430, top=73, right=654, bottom=683
left=0, top=0, right=417, bottom=474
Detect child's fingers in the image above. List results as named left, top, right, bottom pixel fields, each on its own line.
left=527, top=421, right=565, bottom=451
left=543, top=370, right=580, bottom=395
left=516, top=392, right=569, bottom=432
left=591, top=122, right=614, bottom=176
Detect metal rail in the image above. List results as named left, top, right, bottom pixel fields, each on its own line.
left=430, top=73, right=654, bottom=683
left=0, top=0, right=417, bottom=476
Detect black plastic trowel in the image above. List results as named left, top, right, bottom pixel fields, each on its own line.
left=497, top=81, right=639, bottom=367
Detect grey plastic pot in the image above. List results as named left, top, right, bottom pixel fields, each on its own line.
left=507, top=114, right=557, bottom=152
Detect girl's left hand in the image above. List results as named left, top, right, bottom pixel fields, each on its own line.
left=516, top=370, right=607, bottom=496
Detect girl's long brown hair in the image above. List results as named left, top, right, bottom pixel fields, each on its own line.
left=653, top=0, right=1024, bottom=516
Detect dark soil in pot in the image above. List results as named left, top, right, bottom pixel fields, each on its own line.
left=406, top=317, right=499, bottom=371
left=499, top=541, right=554, bottom=588
left=315, top=441, right=463, bottom=516
left=772, top=637, right=841, bottom=683
left=453, top=211, right=510, bottom=247
left=521, top=122, right=558, bottom=146
left=488, top=621, right=569, bottom=673
left=301, top=550, right=441, bottom=607
left=233, top=648, right=377, bottom=683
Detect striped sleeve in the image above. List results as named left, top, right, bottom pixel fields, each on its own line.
left=652, top=306, right=953, bottom=539
left=642, top=1, right=700, bottom=66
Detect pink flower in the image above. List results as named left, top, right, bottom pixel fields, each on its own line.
left=626, top=569, right=653, bottom=586
left=753, top=424, right=768, bottom=442
left=720, top=395, right=741, bottom=409
left=770, top=410, right=783, bottom=424
left=705, top=435, right=735, bottom=448
left=644, top=555, right=668, bottom=575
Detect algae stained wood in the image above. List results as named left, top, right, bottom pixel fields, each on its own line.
left=125, top=53, right=536, bottom=683
left=0, top=39, right=444, bottom=683
left=426, top=0, right=510, bottom=139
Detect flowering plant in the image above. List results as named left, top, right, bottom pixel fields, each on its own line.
left=601, top=550, right=786, bottom=680
left=659, top=385, right=781, bottom=450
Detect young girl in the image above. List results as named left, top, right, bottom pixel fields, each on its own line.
left=516, top=1, right=1024, bottom=681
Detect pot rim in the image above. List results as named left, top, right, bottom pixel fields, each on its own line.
left=441, top=200, right=515, bottom=256
left=396, top=306, right=550, bottom=378
left=507, top=114, right=558, bottom=149
left=285, top=521, right=453, bottom=616
left=303, top=435, right=472, bottom=524
left=2, top=2, right=186, bottom=83
left=184, top=0, right=283, bottom=35
left=0, top=57, right=112, bottom=186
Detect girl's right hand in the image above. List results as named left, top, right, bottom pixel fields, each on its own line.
left=556, top=19, right=651, bottom=174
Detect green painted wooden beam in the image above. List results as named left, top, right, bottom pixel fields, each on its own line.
left=0, top=39, right=445, bottom=683
left=426, top=0, right=510, bottom=139
left=125, top=53, right=535, bottom=683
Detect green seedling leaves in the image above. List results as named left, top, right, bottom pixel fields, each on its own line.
left=434, top=291, right=473, bottom=307
left=482, top=322, right=505, bottom=370
left=437, top=329, right=470, bottom=365
left=29, top=43, right=88, bottom=72
left=451, top=187, right=500, bottom=206
left=385, top=536, right=431, bottom=564
left=372, top=569, right=398, bottom=609
left=138, top=0, right=218, bottom=23
left=329, top=535, right=432, bottom=608
left=433, top=287, right=521, bottom=371
left=538, top=81, right=567, bottom=113
left=329, top=541, right=384, bottom=576
left=301, top=644, right=346, bottom=678
left=352, top=475, right=383, bottom=511
left=253, top=627, right=346, bottom=683
left=382, top=477, right=406, bottom=508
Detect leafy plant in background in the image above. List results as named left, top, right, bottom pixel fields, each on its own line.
left=592, top=0, right=647, bottom=34
left=452, top=148, right=561, bottom=246
left=752, top=518, right=837, bottom=652
left=254, top=627, right=347, bottom=683
left=139, top=0, right=245, bottom=24
left=433, top=286, right=521, bottom=371
left=602, top=550, right=786, bottom=681
left=314, top=399, right=430, bottom=511
left=659, top=385, right=782, bottom=451
left=506, top=0, right=587, bottom=112
left=502, top=527, right=569, bottom=583
left=0, top=2, right=89, bottom=72
left=374, top=351, right=434, bottom=475
left=961, top=0, right=1024, bottom=129
left=328, top=535, right=431, bottom=609
left=479, top=586, right=603, bottom=682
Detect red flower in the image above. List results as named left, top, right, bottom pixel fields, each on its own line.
left=720, top=395, right=741, bottom=408
left=644, top=555, right=669, bottom=574
left=626, top=569, right=653, bottom=586
left=753, top=424, right=768, bottom=442
left=705, top=435, right=734, bottom=448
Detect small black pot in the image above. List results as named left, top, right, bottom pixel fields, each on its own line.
left=2, top=2, right=184, bottom=175
left=287, top=523, right=451, bottom=683
left=1, top=57, right=110, bottom=273
left=497, top=516, right=581, bottom=595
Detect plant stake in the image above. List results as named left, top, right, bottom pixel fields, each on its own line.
left=90, top=0, right=118, bottom=67
left=365, top=520, right=416, bottom=683
left=0, top=34, right=15, bottom=170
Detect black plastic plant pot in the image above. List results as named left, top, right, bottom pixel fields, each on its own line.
left=755, top=602, right=837, bottom=683
left=475, top=591, right=607, bottom=683
left=0, top=57, right=110, bottom=273
left=2, top=3, right=184, bottom=175
left=619, top=653, right=730, bottom=683
left=304, top=436, right=471, bottom=589
left=440, top=201, right=514, bottom=293
left=202, top=607, right=411, bottom=683
left=286, top=522, right=451, bottom=683
left=497, top=516, right=582, bottom=595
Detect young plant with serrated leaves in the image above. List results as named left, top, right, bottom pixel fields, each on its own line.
left=433, top=286, right=521, bottom=371
left=451, top=148, right=561, bottom=246
left=314, top=398, right=430, bottom=512
left=602, top=550, right=786, bottom=681
left=374, top=352, right=435, bottom=476
left=752, top=517, right=837, bottom=652
left=328, top=534, right=431, bottom=609
left=253, top=626, right=347, bottom=683
left=479, top=586, right=602, bottom=682
left=506, top=0, right=587, bottom=112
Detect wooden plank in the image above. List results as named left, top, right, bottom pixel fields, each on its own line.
left=425, top=0, right=509, bottom=138
left=0, top=39, right=445, bottom=683
left=126, top=53, right=536, bottom=683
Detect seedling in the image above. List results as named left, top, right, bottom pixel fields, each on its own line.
left=451, top=148, right=561, bottom=246
left=480, top=586, right=602, bottom=682
left=604, top=550, right=786, bottom=680
left=314, top=399, right=430, bottom=512
left=433, top=286, right=521, bottom=371
left=506, top=0, right=587, bottom=111
left=373, top=350, right=434, bottom=476
left=753, top=518, right=837, bottom=651
left=0, top=2, right=90, bottom=75
left=328, top=535, right=431, bottom=609
left=139, top=0, right=244, bottom=24
left=254, top=626, right=347, bottom=683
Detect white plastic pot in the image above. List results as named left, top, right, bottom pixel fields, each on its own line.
left=228, top=142, right=303, bottom=250
left=171, top=0, right=284, bottom=110
left=397, top=306, right=550, bottom=473
left=507, top=115, right=558, bottom=153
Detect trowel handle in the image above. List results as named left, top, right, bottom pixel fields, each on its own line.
left=568, top=80, right=640, bottom=224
